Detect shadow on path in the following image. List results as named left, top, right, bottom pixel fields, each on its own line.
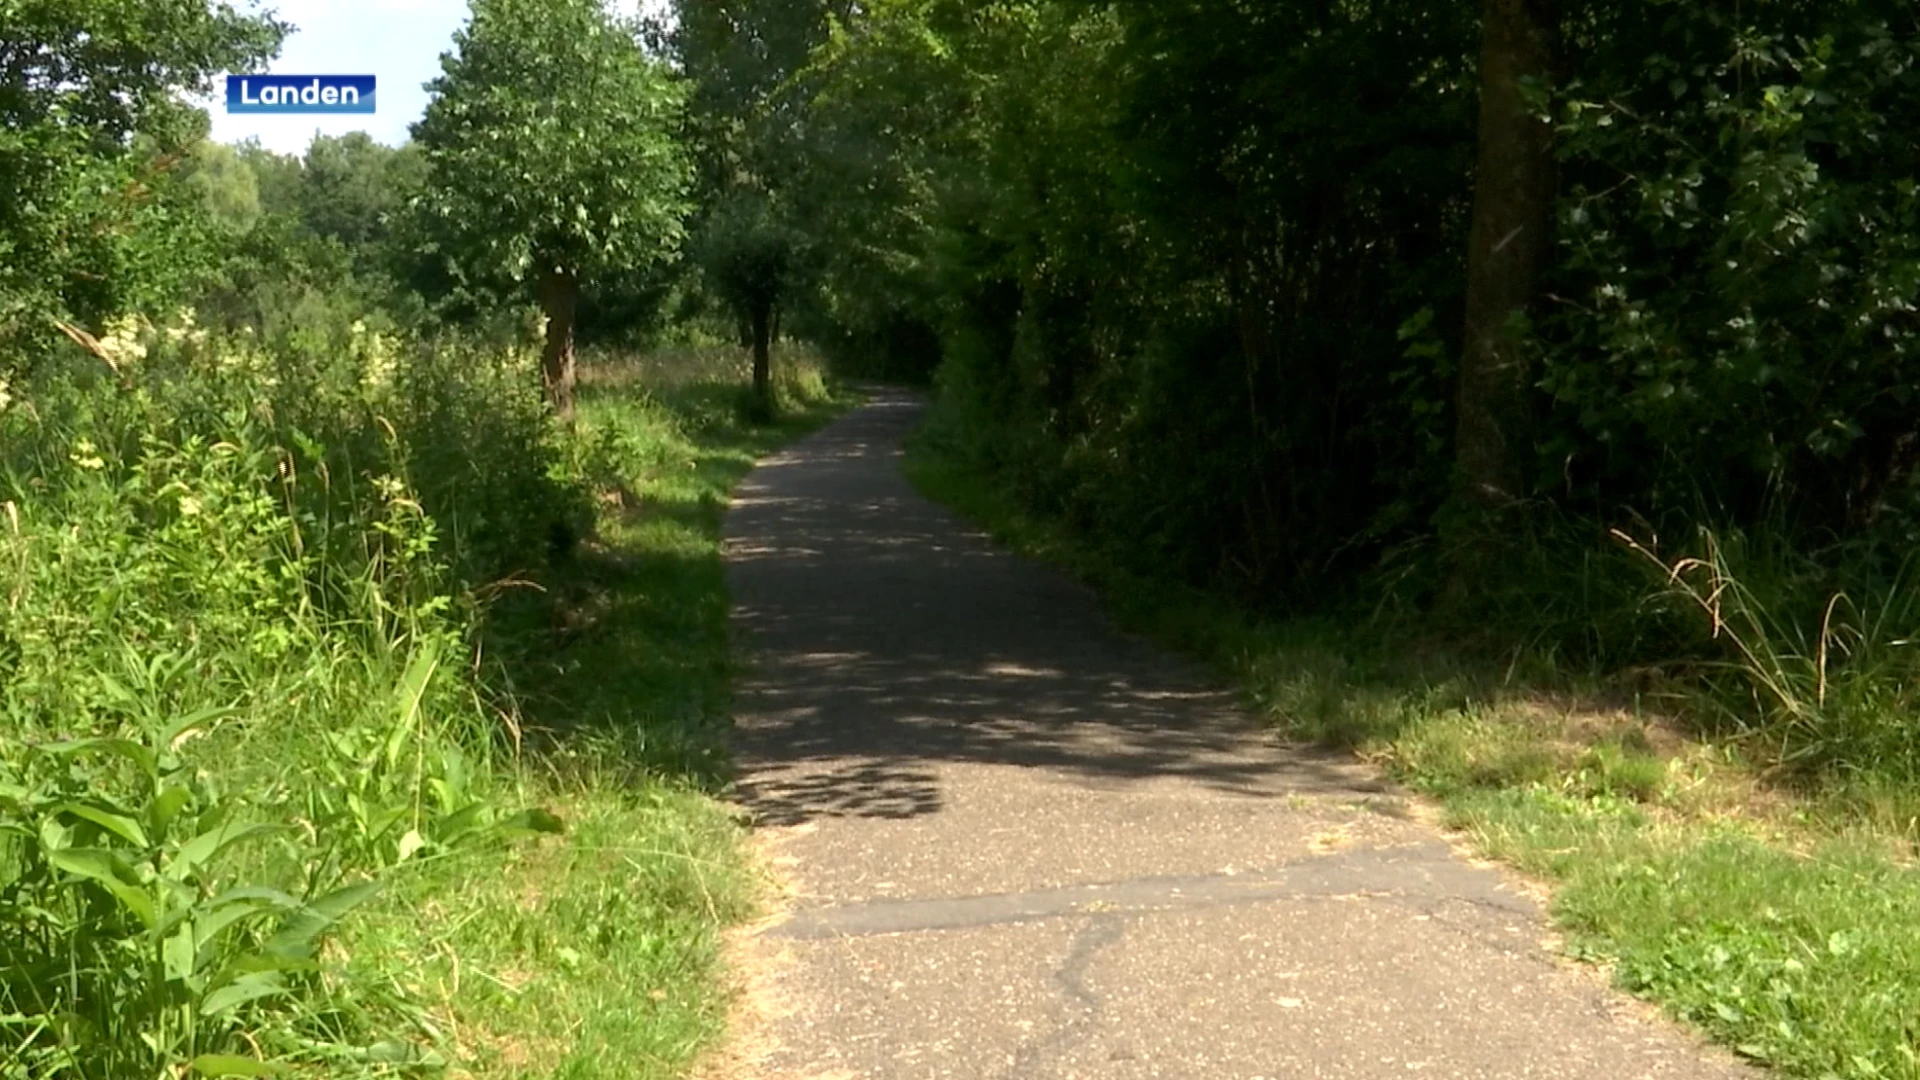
left=726, top=389, right=1371, bottom=828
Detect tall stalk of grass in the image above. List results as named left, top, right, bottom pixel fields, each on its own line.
left=1616, top=527, right=1920, bottom=783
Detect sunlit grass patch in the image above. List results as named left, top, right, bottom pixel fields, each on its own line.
left=366, top=343, right=856, bottom=1078
left=348, top=773, right=752, bottom=1080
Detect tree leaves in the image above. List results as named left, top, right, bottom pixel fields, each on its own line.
left=0, top=0, right=286, bottom=347
left=413, top=0, right=692, bottom=292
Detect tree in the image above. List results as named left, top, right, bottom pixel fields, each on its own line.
left=0, top=0, right=284, bottom=351
left=697, top=189, right=799, bottom=415
left=673, top=0, right=846, bottom=415
left=183, top=141, right=264, bottom=238
left=413, top=0, right=690, bottom=418
left=301, top=134, right=420, bottom=253
left=1452, top=0, right=1558, bottom=515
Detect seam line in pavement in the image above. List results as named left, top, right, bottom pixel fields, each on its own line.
left=766, top=842, right=1532, bottom=939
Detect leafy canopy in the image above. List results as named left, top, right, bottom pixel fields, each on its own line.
left=0, top=0, right=285, bottom=345
left=411, top=0, right=691, bottom=290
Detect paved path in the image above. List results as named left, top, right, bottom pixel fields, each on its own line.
left=723, top=391, right=1747, bottom=1080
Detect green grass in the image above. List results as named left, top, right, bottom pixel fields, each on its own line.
left=905, top=442, right=1920, bottom=1080
left=341, top=347, right=856, bottom=1079
left=0, top=321, right=847, bottom=1078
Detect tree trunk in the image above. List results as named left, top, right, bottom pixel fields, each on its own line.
left=750, top=297, right=772, bottom=421
left=1454, top=0, right=1557, bottom=513
left=537, top=267, right=579, bottom=421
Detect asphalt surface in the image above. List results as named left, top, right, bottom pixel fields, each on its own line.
left=723, top=390, right=1748, bottom=1080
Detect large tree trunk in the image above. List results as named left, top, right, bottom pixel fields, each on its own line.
left=537, top=267, right=579, bottom=421
left=750, top=296, right=773, bottom=421
left=1454, top=0, right=1557, bottom=513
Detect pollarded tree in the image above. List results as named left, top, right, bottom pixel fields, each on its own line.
left=413, top=0, right=690, bottom=418
left=673, top=0, right=848, bottom=416
left=696, top=188, right=801, bottom=416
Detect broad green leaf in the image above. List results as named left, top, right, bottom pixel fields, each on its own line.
left=47, top=848, right=156, bottom=928
left=150, top=784, right=194, bottom=834
left=190, top=1052, right=288, bottom=1076
left=38, top=737, right=156, bottom=777
left=160, top=705, right=233, bottom=752
left=164, top=924, right=197, bottom=982
left=171, top=820, right=278, bottom=881
left=199, top=971, right=289, bottom=1017
left=38, top=816, right=72, bottom=852
left=192, top=888, right=298, bottom=952
left=265, top=880, right=381, bottom=959
left=53, top=801, right=149, bottom=848
left=432, top=802, right=489, bottom=846
left=383, top=641, right=441, bottom=771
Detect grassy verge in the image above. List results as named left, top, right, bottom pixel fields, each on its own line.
left=2, top=312, right=846, bottom=1077
left=350, top=347, right=855, bottom=1079
left=905, top=445, right=1920, bottom=1080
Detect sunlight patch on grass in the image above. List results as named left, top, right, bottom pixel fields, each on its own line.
left=350, top=348, right=855, bottom=1079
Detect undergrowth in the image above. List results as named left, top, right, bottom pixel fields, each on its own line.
left=0, top=314, right=846, bottom=1078
left=906, top=433, right=1920, bottom=1080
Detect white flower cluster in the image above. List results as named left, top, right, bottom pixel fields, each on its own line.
left=97, top=316, right=149, bottom=368
left=351, top=320, right=400, bottom=394
left=163, top=307, right=210, bottom=349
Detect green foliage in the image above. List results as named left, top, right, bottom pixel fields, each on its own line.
left=700, top=0, right=1920, bottom=699
left=0, top=310, right=842, bottom=1075
left=766, top=0, right=1478, bottom=589
left=413, top=0, right=691, bottom=294
left=0, top=4, right=835, bottom=1076
left=0, top=704, right=390, bottom=1076
left=180, top=134, right=439, bottom=339
left=0, top=0, right=284, bottom=349
left=353, top=346, right=845, bottom=1078
left=1544, top=2, right=1920, bottom=532
left=694, top=189, right=801, bottom=327
left=299, top=134, right=426, bottom=261
left=672, top=0, right=846, bottom=377
left=0, top=314, right=580, bottom=1074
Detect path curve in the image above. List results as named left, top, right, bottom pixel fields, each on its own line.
left=724, top=390, right=1746, bottom=1079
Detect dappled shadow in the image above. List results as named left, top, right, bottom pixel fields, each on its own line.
left=487, top=381, right=852, bottom=788
left=727, top=390, right=1378, bottom=827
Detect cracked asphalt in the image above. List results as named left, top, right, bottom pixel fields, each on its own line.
left=723, top=390, right=1750, bottom=1079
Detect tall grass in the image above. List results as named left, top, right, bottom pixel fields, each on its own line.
left=1615, top=526, right=1920, bottom=787
left=2, top=317, right=847, bottom=1077
left=0, top=313, right=577, bottom=1077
